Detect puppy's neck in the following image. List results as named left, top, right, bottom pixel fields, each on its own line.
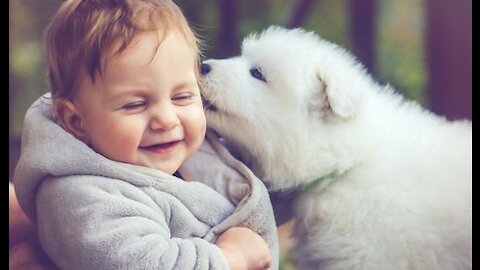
left=300, top=170, right=339, bottom=193
left=257, top=128, right=359, bottom=191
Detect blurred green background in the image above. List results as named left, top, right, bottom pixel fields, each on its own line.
left=9, top=1, right=472, bottom=269
left=9, top=0, right=425, bottom=174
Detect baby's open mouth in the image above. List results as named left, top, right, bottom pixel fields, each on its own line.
left=140, top=141, right=180, bottom=154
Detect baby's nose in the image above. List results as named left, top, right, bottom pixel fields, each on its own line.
left=150, top=105, right=179, bottom=131
left=200, top=62, right=211, bottom=75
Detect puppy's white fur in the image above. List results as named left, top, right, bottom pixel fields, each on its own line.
left=201, top=26, right=472, bottom=269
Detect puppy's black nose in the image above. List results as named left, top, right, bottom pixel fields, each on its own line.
left=200, top=63, right=211, bottom=75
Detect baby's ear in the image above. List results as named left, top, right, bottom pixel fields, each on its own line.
left=316, top=68, right=362, bottom=119
left=54, top=99, right=89, bottom=143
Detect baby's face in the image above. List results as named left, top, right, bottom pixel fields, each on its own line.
left=72, top=30, right=206, bottom=174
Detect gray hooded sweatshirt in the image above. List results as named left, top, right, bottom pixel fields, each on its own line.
left=13, top=95, right=279, bottom=270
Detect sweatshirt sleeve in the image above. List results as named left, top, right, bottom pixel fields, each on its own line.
left=35, top=176, right=230, bottom=270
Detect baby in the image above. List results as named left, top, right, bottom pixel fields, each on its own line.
left=12, top=0, right=278, bottom=269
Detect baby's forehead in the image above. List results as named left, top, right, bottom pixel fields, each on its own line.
left=100, top=29, right=196, bottom=72
left=78, top=30, right=198, bottom=89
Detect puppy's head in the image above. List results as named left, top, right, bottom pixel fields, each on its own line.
left=200, top=26, right=369, bottom=189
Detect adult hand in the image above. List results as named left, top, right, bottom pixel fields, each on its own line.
left=9, top=240, right=57, bottom=270
left=9, top=183, right=57, bottom=269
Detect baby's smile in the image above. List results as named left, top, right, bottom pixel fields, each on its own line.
left=139, top=140, right=181, bottom=155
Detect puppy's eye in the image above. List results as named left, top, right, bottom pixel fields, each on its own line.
left=249, top=67, right=266, bottom=82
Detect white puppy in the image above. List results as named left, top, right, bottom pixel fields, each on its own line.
left=200, top=26, right=472, bottom=270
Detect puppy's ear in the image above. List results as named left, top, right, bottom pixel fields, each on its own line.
left=317, top=71, right=361, bottom=118
left=54, top=98, right=89, bottom=143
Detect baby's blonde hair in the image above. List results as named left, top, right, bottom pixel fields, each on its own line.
left=46, top=0, right=201, bottom=100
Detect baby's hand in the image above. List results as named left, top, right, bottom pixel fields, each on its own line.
left=216, top=227, right=272, bottom=270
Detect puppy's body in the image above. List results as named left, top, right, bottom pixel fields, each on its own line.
left=201, top=26, right=472, bottom=269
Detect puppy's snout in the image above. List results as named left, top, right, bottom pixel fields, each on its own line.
left=200, top=62, right=211, bottom=75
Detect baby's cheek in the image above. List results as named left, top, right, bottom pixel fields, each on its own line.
left=100, top=127, right=143, bottom=163
left=188, top=112, right=206, bottom=140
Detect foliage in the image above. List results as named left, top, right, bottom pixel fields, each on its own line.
left=377, top=0, right=426, bottom=104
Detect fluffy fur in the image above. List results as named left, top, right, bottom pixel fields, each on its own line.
left=200, top=26, right=472, bottom=269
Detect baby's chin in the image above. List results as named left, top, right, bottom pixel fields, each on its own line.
left=140, top=160, right=181, bottom=175
left=109, top=154, right=181, bottom=175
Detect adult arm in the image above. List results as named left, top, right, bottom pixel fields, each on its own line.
left=9, top=183, right=35, bottom=248
left=9, top=183, right=56, bottom=270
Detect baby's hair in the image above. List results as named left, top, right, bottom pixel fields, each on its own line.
left=45, top=0, right=202, bottom=101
